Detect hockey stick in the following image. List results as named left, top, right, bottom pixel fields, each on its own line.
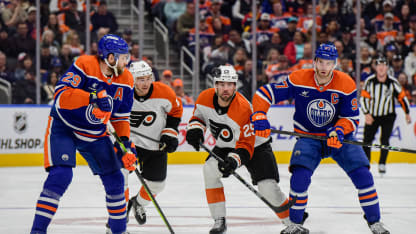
left=129, top=128, right=167, bottom=151
left=107, top=123, right=175, bottom=234
left=199, top=143, right=297, bottom=213
left=271, top=129, right=416, bottom=154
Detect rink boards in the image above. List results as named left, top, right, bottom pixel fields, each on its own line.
left=1, top=105, right=415, bottom=166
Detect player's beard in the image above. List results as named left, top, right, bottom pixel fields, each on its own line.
left=218, top=90, right=234, bottom=103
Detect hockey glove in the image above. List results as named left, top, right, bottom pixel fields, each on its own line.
left=250, top=111, right=271, bottom=138
left=218, top=152, right=241, bottom=178
left=90, top=86, right=112, bottom=112
left=326, top=126, right=344, bottom=149
left=114, top=139, right=138, bottom=171
left=186, top=128, right=204, bottom=151
left=160, top=128, right=179, bottom=153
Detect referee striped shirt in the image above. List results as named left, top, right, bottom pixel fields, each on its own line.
left=360, top=74, right=410, bottom=117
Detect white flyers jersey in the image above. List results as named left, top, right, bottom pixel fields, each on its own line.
left=130, top=82, right=183, bottom=150
left=189, top=88, right=255, bottom=158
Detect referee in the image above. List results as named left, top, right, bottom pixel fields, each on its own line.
left=360, top=56, right=411, bottom=174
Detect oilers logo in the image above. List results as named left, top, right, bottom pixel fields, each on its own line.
left=130, top=111, right=156, bottom=128
left=209, top=119, right=234, bottom=142
left=306, top=99, right=335, bottom=127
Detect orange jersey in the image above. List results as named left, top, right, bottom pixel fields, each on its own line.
left=51, top=55, right=134, bottom=140
left=253, top=69, right=359, bottom=136
left=188, top=88, right=255, bottom=163
left=130, top=82, right=183, bottom=150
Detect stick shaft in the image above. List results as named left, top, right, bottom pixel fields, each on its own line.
left=270, top=129, right=416, bottom=154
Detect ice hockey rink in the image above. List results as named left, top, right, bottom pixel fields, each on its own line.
left=1, top=163, right=415, bottom=234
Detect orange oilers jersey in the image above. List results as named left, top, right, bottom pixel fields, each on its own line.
left=253, top=69, right=360, bottom=136
left=51, top=55, right=134, bottom=140
left=188, top=88, right=255, bottom=163
left=130, top=82, right=183, bottom=150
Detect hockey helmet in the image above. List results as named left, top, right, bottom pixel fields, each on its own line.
left=212, top=65, right=238, bottom=86
left=129, top=60, right=153, bottom=79
left=315, top=43, right=338, bottom=61
left=98, top=34, right=129, bottom=62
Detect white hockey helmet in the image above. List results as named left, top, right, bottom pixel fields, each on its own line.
left=129, top=60, right=153, bottom=79
left=212, top=65, right=238, bottom=86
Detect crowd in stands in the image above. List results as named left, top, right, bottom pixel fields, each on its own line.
left=148, top=0, right=416, bottom=104
left=1, top=0, right=416, bottom=105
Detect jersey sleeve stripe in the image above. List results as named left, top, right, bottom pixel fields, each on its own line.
left=259, top=86, right=273, bottom=103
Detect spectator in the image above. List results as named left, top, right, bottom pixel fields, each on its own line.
left=0, top=28, right=13, bottom=56
left=211, top=16, right=229, bottom=36
left=360, top=44, right=374, bottom=75
left=163, top=0, right=186, bottom=29
left=90, top=41, right=98, bottom=55
left=398, top=4, right=411, bottom=32
left=268, top=54, right=291, bottom=84
left=366, top=32, right=383, bottom=53
left=385, top=43, right=397, bottom=63
left=26, top=6, right=37, bottom=40
left=130, top=41, right=140, bottom=62
left=64, top=30, right=84, bottom=56
left=231, top=0, right=252, bottom=31
left=264, top=48, right=280, bottom=79
left=376, top=13, right=399, bottom=46
left=121, top=28, right=133, bottom=48
left=325, top=20, right=341, bottom=43
left=14, top=53, right=34, bottom=81
left=231, top=47, right=247, bottom=72
left=363, top=0, right=383, bottom=24
left=404, top=41, right=416, bottom=84
left=59, top=44, right=74, bottom=72
left=351, top=18, right=370, bottom=42
left=253, top=13, right=278, bottom=45
left=269, top=1, right=292, bottom=30
left=172, top=78, right=194, bottom=105
left=9, top=22, right=36, bottom=57
left=42, top=30, right=60, bottom=57
left=389, top=54, right=404, bottom=78
left=322, top=1, right=341, bottom=30
left=404, top=15, right=416, bottom=47
left=290, top=42, right=314, bottom=71
left=188, top=16, right=215, bottom=54
left=339, top=0, right=356, bottom=29
left=40, top=44, right=53, bottom=79
left=279, top=16, right=298, bottom=44
left=226, top=29, right=250, bottom=59
left=13, top=71, right=46, bottom=104
left=318, top=0, right=330, bottom=16
left=237, top=59, right=267, bottom=100
left=203, top=35, right=228, bottom=73
left=91, top=1, right=118, bottom=33
left=393, top=31, right=410, bottom=58
left=43, top=71, right=58, bottom=104
left=258, top=32, right=285, bottom=60
left=297, top=3, right=322, bottom=33
left=340, top=27, right=356, bottom=59
left=338, top=57, right=355, bottom=79
left=57, top=0, right=86, bottom=37
left=0, top=51, right=15, bottom=84
left=206, top=0, right=231, bottom=30
left=175, top=1, right=195, bottom=49
left=2, top=0, right=27, bottom=29
left=284, top=31, right=306, bottom=65
left=44, top=13, right=63, bottom=45
left=160, top=69, right=173, bottom=88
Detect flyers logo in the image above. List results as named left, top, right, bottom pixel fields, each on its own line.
left=209, top=119, right=233, bottom=142
left=130, top=111, right=156, bottom=128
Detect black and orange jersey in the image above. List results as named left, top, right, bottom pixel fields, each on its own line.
left=188, top=88, right=255, bottom=164
left=130, top=82, right=183, bottom=150
left=51, top=55, right=134, bottom=140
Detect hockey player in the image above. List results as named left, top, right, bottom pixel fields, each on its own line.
left=30, top=34, right=137, bottom=234
left=126, top=60, right=183, bottom=226
left=186, top=65, right=292, bottom=234
left=250, top=43, right=390, bottom=234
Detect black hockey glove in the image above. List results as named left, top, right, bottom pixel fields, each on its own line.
left=160, top=134, right=179, bottom=153
left=186, top=128, right=204, bottom=151
left=218, top=153, right=240, bottom=178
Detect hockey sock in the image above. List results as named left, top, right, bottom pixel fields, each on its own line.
left=289, top=166, right=312, bottom=224
left=258, top=179, right=289, bottom=219
left=31, top=166, right=73, bottom=233
left=136, top=180, right=165, bottom=206
left=348, top=166, right=380, bottom=224
left=100, top=170, right=126, bottom=234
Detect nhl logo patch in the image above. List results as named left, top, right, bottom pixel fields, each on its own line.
left=14, top=112, right=27, bottom=134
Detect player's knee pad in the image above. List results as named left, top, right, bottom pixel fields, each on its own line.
left=258, top=179, right=286, bottom=206
left=348, top=166, right=374, bottom=189
left=146, top=180, right=166, bottom=194
left=100, top=170, right=124, bottom=195
left=290, top=166, right=312, bottom=192
left=203, top=157, right=223, bottom=186
left=44, top=166, right=73, bottom=197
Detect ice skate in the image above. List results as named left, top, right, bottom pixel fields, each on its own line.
left=280, top=223, right=309, bottom=234
left=129, top=195, right=146, bottom=225
left=378, top=164, right=386, bottom=175
left=209, top=217, right=227, bottom=234
left=105, top=223, right=130, bottom=234
left=369, top=222, right=390, bottom=234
